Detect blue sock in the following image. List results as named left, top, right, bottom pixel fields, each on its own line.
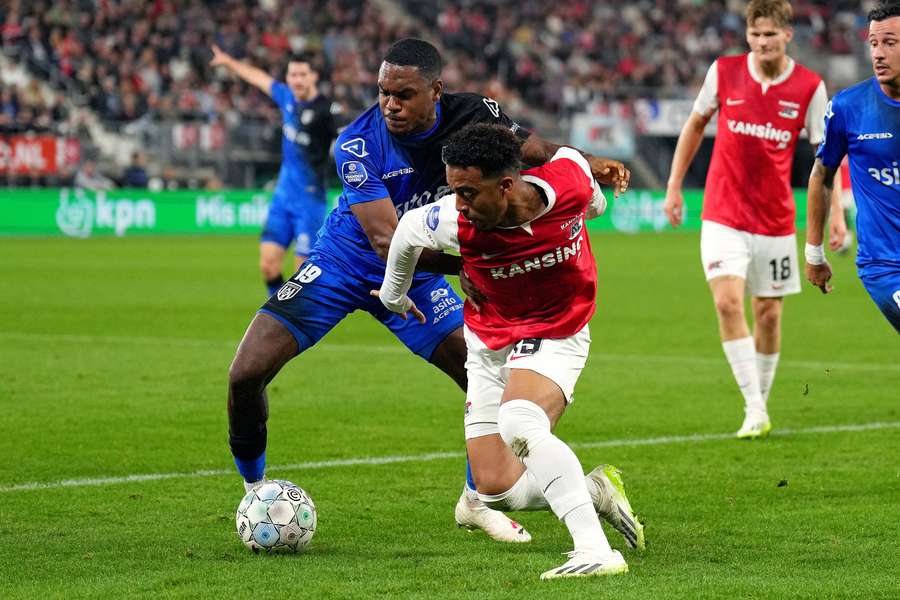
left=234, top=451, right=266, bottom=483
left=266, top=275, right=284, bottom=296
left=465, top=455, right=476, bottom=492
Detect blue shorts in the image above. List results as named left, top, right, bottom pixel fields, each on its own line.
left=259, top=253, right=465, bottom=360
left=260, top=187, right=327, bottom=256
left=859, top=264, right=900, bottom=333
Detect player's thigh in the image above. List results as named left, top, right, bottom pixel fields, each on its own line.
left=463, top=324, right=511, bottom=441
left=701, top=220, right=752, bottom=282
left=373, top=274, right=465, bottom=360
left=290, top=194, right=328, bottom=258
left=747, top=232, right=800, bottom=297
left=860, top=268, right=900, bottom=333
left=259, top=256, right=366, bottom=354
left=260, top=194, right=294, bottom=249
left=499, top=325, right=592, bottom=429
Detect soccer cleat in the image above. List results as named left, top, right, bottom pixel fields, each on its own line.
left=587, top=465, right=645, bottom=551
left=454, top=492, right=532, bottom=543
left=540, top=549, right=628, bottom=580
left=736, top=413, right=773, bottom=439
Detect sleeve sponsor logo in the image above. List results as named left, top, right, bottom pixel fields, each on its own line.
left=341, top=161, right=368, bottom=188
left=482, top=98, right=500, bottom=118
left=426, top=204, right=441, bottom=230
left=339, top=137, right=368, bottom=158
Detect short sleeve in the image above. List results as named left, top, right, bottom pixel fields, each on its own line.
left=333, top=135, right=390, bottom=204
left=815, top=97, right=848, bottom=169
left=270, top=81, right=294, bottom=112
left=549, top=147, right=607, bottom=218
left=805, top=81, right=828, bottom=145
left=692, top=61, right=719, bottom=117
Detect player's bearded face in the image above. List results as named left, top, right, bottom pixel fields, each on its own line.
left=869, top=17, right=900, bottom=86
left=448, top=166, right=508, bottom=230
left=378, top=63, right=442, bottom=136
left=746, top=17, right=791, bottom=64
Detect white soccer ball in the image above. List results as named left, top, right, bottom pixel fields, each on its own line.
left=235, top=480, right=317, bottom=554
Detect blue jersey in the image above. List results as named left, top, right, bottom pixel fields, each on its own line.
left=270, top=81, right=338, bottom=197
left=817, top=78, right=900, bottom=274
left=313, top=92, right=528, bottom=279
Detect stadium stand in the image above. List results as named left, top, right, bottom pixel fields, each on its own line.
left=0, top=0, right=875, bottom=187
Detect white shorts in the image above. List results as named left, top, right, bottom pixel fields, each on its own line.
left=462, top=324, right=590, bottom=440
left=700, top=220, right=801, bottom=297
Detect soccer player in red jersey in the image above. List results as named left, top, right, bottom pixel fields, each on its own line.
left=664, top=0, right=847, bottom=439
left=375, top=123, right=644, bottom=580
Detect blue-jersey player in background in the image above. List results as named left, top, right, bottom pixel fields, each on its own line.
left=806, top=1, right=900, bottom=333
left=226, top=39, right=631, bottom=543
left=211, top=45, right=339, bottom=295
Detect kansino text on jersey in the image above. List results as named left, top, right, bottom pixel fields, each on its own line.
left=490, top=238, right=583, bottom=280
left=726, top=120, right=792, bottom=148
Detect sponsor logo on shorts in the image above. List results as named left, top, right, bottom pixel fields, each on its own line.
left=432, top=294, right=462, bottom=324
left=464, top=401, right=472, bottom=416
left=772, top=283, right=784, bottom=290
left=430, top=288, right=449, bottom=303
left=341, top=161, right=368, bottom=188
left=426, top=205, right=440, bottom=231
left=277, top=282, right=302, bottom=301
left=707, top=260, right=724, bottom=272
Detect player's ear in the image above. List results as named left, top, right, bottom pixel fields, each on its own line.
left=431, top=79, right=443, bottom=102
left=783, top=26, right=793, bottom=44
left=499, top=175, right=515, bottom=194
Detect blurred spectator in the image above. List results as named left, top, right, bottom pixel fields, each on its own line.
left=74, top=159, right=115, bottom=191
left=122, top=151, right=149, bottom=188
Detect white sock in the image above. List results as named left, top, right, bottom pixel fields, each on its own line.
left=498, top=399, right=611, bottom=555
left=463, top=485, right=479, bottom=502
left=722, top=337, right=766, bottom=416
left=478, top=471, right=549, bottom=511
left=756, top=352, right=780, bottom=406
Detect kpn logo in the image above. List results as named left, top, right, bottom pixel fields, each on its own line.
left=56, top=188, right=156, bottom=238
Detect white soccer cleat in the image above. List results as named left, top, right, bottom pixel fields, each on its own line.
left=454, top=492, right=532, bottom=543
left=736, top=412, right=773, bottom=439
left=540, top=549, right=628, bottom=580
left=587, top=465, right=645, bottom=551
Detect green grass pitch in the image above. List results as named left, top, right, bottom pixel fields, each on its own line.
left=0, top=233, right=897, bottom=599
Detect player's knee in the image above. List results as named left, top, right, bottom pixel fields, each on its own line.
left=228, top=355, right=267, bottom=399
left=755, top=302, right=781, bottom=331
left=497, top=400, right=552, bottom=459
left=713, top=294, right=743, bottom=321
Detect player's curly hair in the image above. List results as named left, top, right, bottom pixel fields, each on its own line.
left=383, top=38, right=443, bottom=81
left=869, top=1, right=900, bottom=21
left=746, top=0, right=793, bottom=28
left=442, top=123, right=522, bottom=179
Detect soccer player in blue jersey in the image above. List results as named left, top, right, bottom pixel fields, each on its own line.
left=226, top=38, right=631, bottom=542
left=806, top=2, right=900, bottom=332
left=211, top=46, right=339, bottom=295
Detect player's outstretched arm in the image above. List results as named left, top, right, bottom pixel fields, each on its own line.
left=664, top=111, right=712, bottom=228
left=210, top=44, right=275, bottom=97
left=521, top=135, right=630, bottom=197
left=351, top=199, right=462, bottom=275
left=805, top=159, right=837, bottom=294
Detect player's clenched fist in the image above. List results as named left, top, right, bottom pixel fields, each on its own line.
left=587, top=157, right=630, bottom=197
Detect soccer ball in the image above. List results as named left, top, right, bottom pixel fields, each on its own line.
left=235, top=480, right=317, bottom=553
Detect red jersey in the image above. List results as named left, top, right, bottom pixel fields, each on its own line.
left=698, top=53, right=824, bottom=235
left=380, top=148, right=605, bottom=351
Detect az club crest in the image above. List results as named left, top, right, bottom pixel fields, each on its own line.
left=277, top=282, right=302, bottom=301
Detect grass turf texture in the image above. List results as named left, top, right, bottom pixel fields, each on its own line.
left=0, top=233, right=897, bottom=599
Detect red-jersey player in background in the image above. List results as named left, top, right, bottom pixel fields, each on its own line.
left=664, top=0, right=846, bottom=439
left=375, top=123, right=644, bottom=580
